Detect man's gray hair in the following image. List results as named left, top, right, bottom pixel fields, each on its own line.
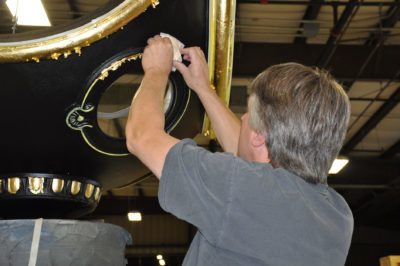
left=249, top=62, right=350, bottom=184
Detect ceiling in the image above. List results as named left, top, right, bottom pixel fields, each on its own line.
left=1, top=0, right=399, bottom=265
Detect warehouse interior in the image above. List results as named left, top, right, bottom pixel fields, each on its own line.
left=0, top=0, right=400, bottom=265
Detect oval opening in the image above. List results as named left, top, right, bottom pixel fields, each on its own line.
left=97, top=73, right=174, bottom=139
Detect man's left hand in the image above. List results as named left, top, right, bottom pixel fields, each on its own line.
left=142, top=35, right=173, bottom=76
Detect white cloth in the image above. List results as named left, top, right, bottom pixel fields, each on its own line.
left=160, top=32, right=185, bottom=72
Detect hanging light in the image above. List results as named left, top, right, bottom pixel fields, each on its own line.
left=328, top=158, right=349, bottom=174
left=6, top=0, right=51, bottom=27
left=127, top=211, right=142, bottom=222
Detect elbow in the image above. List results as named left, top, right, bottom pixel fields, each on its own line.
left=125, top=127, right=142, bottom=156
left=126, top=137, right=136, bottom=155
left=125, top=126, right=156, bottom=156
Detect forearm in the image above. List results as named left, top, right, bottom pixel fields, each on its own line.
left=125, top=35, right=181, bottom=179
left=197, top=85, right=241, bottom=155
left=173, top=47, right=241, bottom=154
left=126, top=71, right=168, bottom=150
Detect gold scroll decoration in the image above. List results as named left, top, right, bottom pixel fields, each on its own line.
left=0, top=0, right=159, bottom=63
left=85, top=184, right=95, bottom=198
left=202, top=0, right=236, bottom=139
left=65, top=53, right=142, bottom=157
left=71, top=181, right=81, bottom=195
left=28, top=177, right=45, bottom=195
left=8, top=177, right=21, bottom=194
left=52, top=178, right=65, bottom=193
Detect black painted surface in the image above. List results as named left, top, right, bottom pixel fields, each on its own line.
left=0, top=0, right=208, bottom=217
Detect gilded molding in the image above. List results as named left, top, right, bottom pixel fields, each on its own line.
left=28, top=177, right=45, bottom=195
left=8, top=177, right=21, bottom=194
left=98, top=53, right=142, bottom=81
left=85, top=184, right=95, bottom=198
left=0, top=175, right=101, bottom=212
left=71, top=181, right=81, bottom=195
left=0, top=0, right=158, bottom=63
left=94, top=187, right=101, bottom=201
left=52, top=178, right=65, bottom=193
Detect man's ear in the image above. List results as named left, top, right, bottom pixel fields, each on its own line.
left=250, top=130, right=271, bottom=163
left=250, top=130, right=266, bottom=148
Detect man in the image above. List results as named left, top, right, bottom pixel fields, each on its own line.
left=126, top=35, right=353, bottom=265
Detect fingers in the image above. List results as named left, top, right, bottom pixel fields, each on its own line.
left=173, top=60, right=188, bottom=76
left=179, top=47, right=205, bottom=61
left=146, top=35, right=172, bottom=46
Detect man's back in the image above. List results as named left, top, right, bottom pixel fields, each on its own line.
left=159, top=139, right=353, bottom=266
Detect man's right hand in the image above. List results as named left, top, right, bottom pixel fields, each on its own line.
left=173, top=46, right=241, bottom=155
left=173, top=47, right=212, bottom=96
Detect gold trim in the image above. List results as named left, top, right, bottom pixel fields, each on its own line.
left=85, top=184, right=95, bottom=198
left=76, top=52, right=142, bottom=156
left=0, top=0, right=158, bottom=63
left=0, top=179, right=2, bottom=193
left=52, top=178, right=65, bottom=193
left=8, top=177, right=21, bottom=194
left=202, top=0, right=236, bottom=139
left=81, top=131, right=129, bottom=156
left=28, top=177, right=45, bottom=195
left=98, top=53, right=142, bottom=81
left=94, top=187, right=101, bottom=201
left=201, top=0, right=217, bottom=136
left=71, top=181, right=81, bottom=195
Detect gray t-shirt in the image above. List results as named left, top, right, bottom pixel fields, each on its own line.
left=159, top=139, right=353, bottom=266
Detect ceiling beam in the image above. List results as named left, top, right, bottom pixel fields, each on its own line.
left=351, top=184, right=400, bottom=229
left=294, top=0, right=324, bottom=44
left=86, top=196, right=167, bottom=217
left=365, top=1, right=400, bottom=46
left=380, top=139, right=400, bottom=159
left=237, top=0, right=394, bottom=6
left=341, top=87, right=400, bottom=155
left=329, top=156, right=400, bottom=185
left=316, top=0, right=359, bottom=69
left=341, top=2, right=400, bottom=89
left=233, top=43, right=400, bottom=80
left=66, top=0, right=81, bottom=20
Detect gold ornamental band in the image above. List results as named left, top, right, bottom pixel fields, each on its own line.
left=71, top=181, right=82, bottom=195
left=7, top=177, right=21, bottom=194
left=0, top=176, right=101, bottom=200
left=52, top=178, right=65, bottom=193
left=28, top=177, right=45, bottom=195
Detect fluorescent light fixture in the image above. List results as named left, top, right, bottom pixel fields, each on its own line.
left=159, top=259, right=166, bottom=266
left=127, top=211, right=142, bottom=222
left=6, top=0, right=51, bottom=27
left=156, top=255, right=163, bottom=260
left=328, top=158, right=349, bottom=174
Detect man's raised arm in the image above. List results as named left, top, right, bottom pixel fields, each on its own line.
left=174, top=47, right=241, bottom=155
left=125, top=35, right=179, bottom=179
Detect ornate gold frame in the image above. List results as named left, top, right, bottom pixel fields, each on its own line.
left=0, top=0, right=159, bottom=63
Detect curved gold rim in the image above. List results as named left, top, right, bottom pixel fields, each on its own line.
left=0, top=0, right=159, bottom=63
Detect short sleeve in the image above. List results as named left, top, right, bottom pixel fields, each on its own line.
left=159, top=139, right=236, bottom=244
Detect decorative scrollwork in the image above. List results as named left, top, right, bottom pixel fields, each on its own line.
left=66, top=105, right=95, bottom=131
